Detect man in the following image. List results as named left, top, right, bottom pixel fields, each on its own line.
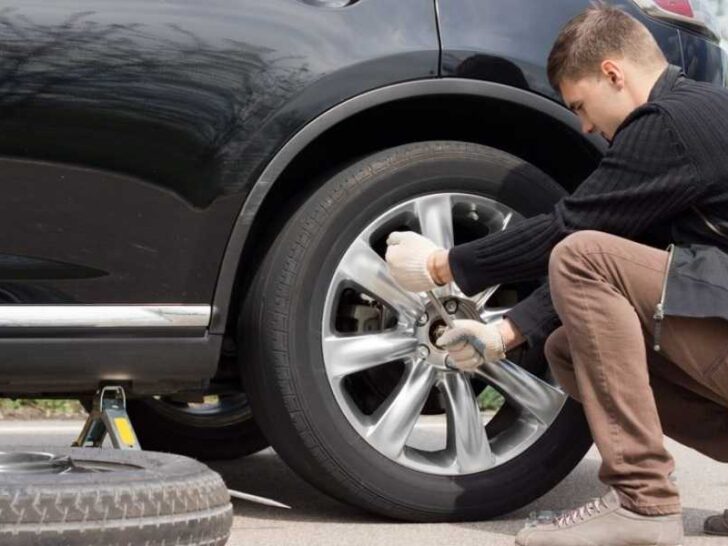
left=385, top=3, right=728, bottom=546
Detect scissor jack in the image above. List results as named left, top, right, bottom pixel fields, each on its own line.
left=72, top=385, right=140, bottom=450
left=70, top=384, right=291, bottom=508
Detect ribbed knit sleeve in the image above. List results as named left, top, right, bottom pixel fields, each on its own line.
left=449, top=108, right=707, bottom=348
left=502, top=281, right=561, bottom=350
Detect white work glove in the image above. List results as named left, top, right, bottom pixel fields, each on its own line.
left=385, top=231, right=444, bottom=292
left=436, top=319, right=507, bottom=371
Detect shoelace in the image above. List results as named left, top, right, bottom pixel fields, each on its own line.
left=554, top=496, right=607, bottom=527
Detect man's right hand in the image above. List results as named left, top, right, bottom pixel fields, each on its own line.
left=435, top=319, right=507, bottom=371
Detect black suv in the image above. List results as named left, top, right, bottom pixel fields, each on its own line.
left=0, top=0, right=724, bottom=522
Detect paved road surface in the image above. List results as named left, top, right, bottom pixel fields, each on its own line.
left=0, top=420, right=725, bottom=545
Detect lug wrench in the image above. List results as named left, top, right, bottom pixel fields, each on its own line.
left=426, top=290, right=490, bottom=369
left=426, top=290, right=455, bottom=328
left=427, top=291, right=565, bottom=424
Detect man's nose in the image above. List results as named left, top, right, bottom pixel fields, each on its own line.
left=581, top=119, right=595, bottom=134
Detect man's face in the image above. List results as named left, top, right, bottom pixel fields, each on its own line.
left=559, top=61, right=636, bottom=142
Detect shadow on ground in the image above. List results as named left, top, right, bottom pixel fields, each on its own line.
left=209, top=447, right=721, bottom=540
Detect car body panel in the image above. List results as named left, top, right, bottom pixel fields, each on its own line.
left=680, top=28, right=728, bottom=84
left=0, top=0, right=438, bottom=305
left=436, top=0, right=685, bottom=101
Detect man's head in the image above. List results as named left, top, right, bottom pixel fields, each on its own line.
left=547, top=2, right=668, bottom=141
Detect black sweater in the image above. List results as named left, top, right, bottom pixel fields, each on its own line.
left=448, top=64, right=720, bottom=349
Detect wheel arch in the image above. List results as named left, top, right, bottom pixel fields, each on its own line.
left=211, top=78, right=607, bottom=338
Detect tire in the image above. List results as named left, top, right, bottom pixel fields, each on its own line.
left=79, top=394, right=269, bottom=461
left=240, top=141, right=593, bottom=522
left=0, top=446, right=232, bottom=545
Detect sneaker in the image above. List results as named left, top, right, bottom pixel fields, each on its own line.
left=515, top=487, right=684, bottom=545
left=704, top=509, right=728, bottom=536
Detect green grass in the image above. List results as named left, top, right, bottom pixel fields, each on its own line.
left=0, top=391, right=504, bottom=418
left=477, top=386, right=505, bottom=411
left=0, top=399, right=86, bottom=419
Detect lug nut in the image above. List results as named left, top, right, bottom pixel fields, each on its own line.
left=445, top=299, right=458, bottom=314
left=417, top=345, right=430, bottom=360
left=417, top=312, right=429, bottom=326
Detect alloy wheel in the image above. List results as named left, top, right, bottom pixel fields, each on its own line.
left=322, top=193, right=568, bottom=475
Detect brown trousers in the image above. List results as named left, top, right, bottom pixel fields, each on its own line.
left=544, top=230, right=728, bottom=516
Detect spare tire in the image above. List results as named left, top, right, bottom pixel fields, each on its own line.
left=0, top=446, right=232, bottom=546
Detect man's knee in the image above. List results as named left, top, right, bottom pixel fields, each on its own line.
left=548, top=230, right=606, bottom=276
left=548, top=230, right=620, bottom=313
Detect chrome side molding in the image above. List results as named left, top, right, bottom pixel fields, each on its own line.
left=0, top=305, right=210, bottom=328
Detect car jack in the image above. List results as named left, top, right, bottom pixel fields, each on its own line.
left=70, top=385, right=292, bottom=509
left=72, top=385, right=140, bottom=450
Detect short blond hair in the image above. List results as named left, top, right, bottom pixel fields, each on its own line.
left=547, top=1, right=667, bottom=92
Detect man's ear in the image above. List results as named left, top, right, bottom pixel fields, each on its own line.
left=599, top=59, right=625, bottom=89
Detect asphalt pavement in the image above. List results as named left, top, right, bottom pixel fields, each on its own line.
left=0, top=420, right=725, bottom=546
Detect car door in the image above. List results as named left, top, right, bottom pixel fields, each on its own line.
left=436, top=0, right=684, bottom=101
